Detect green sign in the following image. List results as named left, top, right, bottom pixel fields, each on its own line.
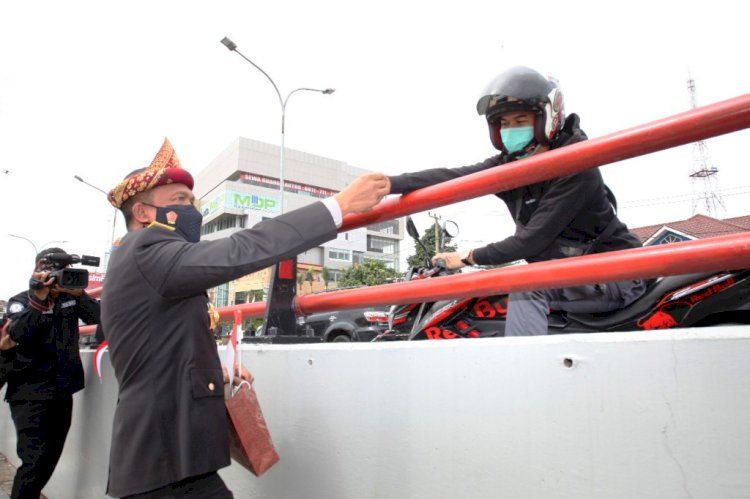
left=202, top=190, right=279, bottom=217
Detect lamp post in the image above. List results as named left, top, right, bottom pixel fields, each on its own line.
left=220, top=36, right=335, bottom=215
left=74, top=175, right=117, bottom=252
left=8, top=234, right=68, bottom=257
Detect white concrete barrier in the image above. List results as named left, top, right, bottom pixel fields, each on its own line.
left=1, top=328, right=749, bottom=498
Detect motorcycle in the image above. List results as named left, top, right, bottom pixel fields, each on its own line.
left=376, top=218, right=750, bottom=341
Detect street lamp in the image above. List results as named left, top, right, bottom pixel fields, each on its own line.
left=220, top=36, right=335, bottom=215
left=8, top=234, right=68, bottom=256
left=74, top=175, right=117, bottom=252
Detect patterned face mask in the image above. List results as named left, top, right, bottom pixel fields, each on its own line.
left=147, top=203, right=204, bottom=243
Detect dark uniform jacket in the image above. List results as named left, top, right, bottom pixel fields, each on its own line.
left=3, top=289, right=100, bottom=401
left=389, top=114, right=643, bottom=265
left=101, top=201, right=337, bottom=497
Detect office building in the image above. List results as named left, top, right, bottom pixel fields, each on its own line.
left=193, top=137, right=404, bottom=307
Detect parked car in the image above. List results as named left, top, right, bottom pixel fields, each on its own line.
left=246, top=306, right=390, bottom=343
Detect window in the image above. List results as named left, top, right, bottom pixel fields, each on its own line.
left=215, top=283, right=229, bottom=307
left=367, top=236, right=396, bottom=254
left=659, top=234, right=685, bottom=244
left=216, top=216, right=236, bottom=231
left=367, top=220, right=400, bottom=235
left=328, top=249, right=352, bottom=261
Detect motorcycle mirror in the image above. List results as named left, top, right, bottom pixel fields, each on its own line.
left=406, top=217, right=420, bottom=241
left=405, top=216, right=433, bottom=266
left=442, top=220, right=459, bottom=238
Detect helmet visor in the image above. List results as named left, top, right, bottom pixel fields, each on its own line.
left=479, top=96, right=542, bottom=123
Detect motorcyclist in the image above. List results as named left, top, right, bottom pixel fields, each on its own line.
left=385, top=65, right=647, bottom=336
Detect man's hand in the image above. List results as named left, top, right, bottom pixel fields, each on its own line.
left=233, top=363, right=253, bottom=386
left=334, top=173, right=391, bottom=216
left=222, top=363, right=254, bottom=386
left=30, top=271, right=54, bottom=301
left=0, top=321, right=17, bottom=351
left=431, top=252, right=466, bottom=270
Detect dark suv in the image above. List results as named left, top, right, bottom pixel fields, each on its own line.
left=249, top=307, right=390, bottom=343
left=296, top=307, right=390, bottom=342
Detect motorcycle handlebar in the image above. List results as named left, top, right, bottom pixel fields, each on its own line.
left=422, top=259, right=447, bottom=278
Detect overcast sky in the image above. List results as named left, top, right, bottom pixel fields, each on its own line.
left=1, top=0, right=749, bottom=300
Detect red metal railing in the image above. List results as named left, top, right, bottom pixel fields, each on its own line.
left=81, top=92, right=750, bottom=332
left=341, top=93, right=750, bottom=231
left=212, top=232, right=750, bottom=322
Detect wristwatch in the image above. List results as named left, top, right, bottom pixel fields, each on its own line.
left=460, top=249, right=474, bottom=266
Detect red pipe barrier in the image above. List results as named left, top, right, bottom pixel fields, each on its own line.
left=217, top=302, right=266, bottom=322
left=341, top=93, right=750, bottom=231
left=205, top=233, right=750, bottom=321
left=295, top=233, right=750, bottom=315
left=81, top=93, right=750, bottom=330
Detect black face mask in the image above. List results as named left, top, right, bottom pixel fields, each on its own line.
left=147, top=204, right=203, bottom=243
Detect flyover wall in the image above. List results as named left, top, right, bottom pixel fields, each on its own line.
left=1, top=328, right=749, bottom=499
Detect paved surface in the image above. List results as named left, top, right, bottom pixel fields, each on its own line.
left=0, top=452, right=47, bottom=499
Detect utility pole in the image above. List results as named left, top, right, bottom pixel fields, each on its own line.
left=428, top=212, right=442, bottom=254
left=687, top=72, right=724, bottom=216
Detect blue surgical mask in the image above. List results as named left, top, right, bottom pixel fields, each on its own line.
left=500, top=126, right=534, bottom=153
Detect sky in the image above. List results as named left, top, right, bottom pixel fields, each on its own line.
left=1, top=0, right=749, bottom=300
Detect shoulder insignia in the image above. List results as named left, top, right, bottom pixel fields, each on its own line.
left=8, top=301, right=24, bottom=314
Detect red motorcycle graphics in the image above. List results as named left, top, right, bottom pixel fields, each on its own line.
left=384, top=269, right=749, bottom=341
left=391, top=303, right=419, bottom=326
left=636, top=274, right=738, bottom=330
left=471, top=296, right=509, bottom=319
left=636, top=301, right=690, bottom=330
left=381, top=217, right=750, bottom=341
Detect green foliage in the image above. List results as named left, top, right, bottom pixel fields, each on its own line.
left=406, top=220, right=458, bottom=268
left=339, top=258, right=399, bottom=288
left=321, top=266, right=331, bottom=290
left=305, top=268, right=315, bottom=292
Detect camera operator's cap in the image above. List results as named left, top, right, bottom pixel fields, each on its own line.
left=108, top=137, right=194, bottom=208
left=35, top=247, right=65, bottom=264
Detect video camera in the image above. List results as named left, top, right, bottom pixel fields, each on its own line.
left=35, top=252, right=101, bottom=290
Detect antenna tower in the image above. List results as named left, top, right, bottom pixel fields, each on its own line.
left=687, top=73, right=724, bottom=216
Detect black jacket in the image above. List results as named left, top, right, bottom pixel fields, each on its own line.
left=388, top=114, right=642, bottom=265
left=101, top=201, right=338, bottom=497
left=3, top=289, right=100, bottom=401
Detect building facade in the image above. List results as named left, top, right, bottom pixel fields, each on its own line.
left=631, top=214, right=750, bottom=245
left=193, top=137, right=404, bottom=307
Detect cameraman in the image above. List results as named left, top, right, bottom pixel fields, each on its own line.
left=2, top=247, right=100, bottom=499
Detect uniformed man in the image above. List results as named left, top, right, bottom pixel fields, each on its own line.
left=102, top=138, right=389, bottom=498
left=2, top=249, right=100, bottom=499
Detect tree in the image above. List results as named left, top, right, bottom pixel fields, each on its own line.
left=321, top=266, right=331, bottom=290
left=305, top=268, right=314, bottom=292
left=406, top=220, right=458, bottom=268
left=339, top=259, right=399, bottom=288
left=296, top=272, right=304, bottom=291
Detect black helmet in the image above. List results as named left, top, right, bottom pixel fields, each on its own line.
left=476, top=66, right=565, bottom=153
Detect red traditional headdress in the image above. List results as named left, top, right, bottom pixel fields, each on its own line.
left=108, top=138, right=194, bottom=208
